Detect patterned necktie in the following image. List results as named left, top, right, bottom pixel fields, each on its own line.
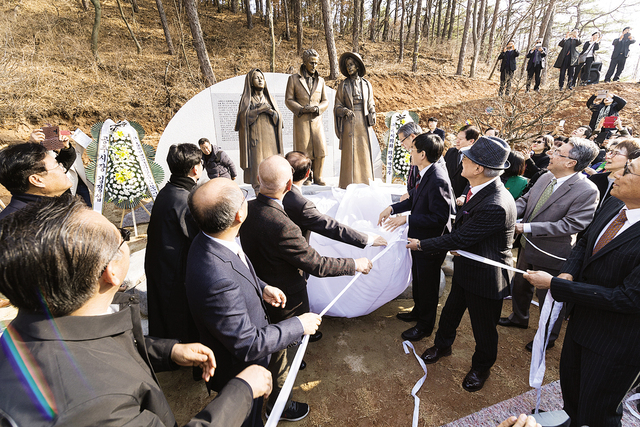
left=592, top=210, right=627, bottom=254
left=465, top=189, right=472, bottom=203
left=528, top=178, right=557, bottom=221
left=521, top=178, right=557, bottom=248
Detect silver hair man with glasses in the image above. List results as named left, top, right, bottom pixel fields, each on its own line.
left=0, top=196, right=274, bottom=427
left=0, top=142, right=72, bottom=220
left=500, top=138, right=599, bottom=352
left=525, top=149, right=640, bottom=426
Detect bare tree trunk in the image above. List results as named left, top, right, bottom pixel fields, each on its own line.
left=231, top=0, right=238, bottom=12
left=421, top=0, right=430, bottom=38
left=89, top=0, right=101, bottom=59
left=435, top=0, right=442, bottom=38
left=115, top=0, right=142, bottom=53
left=538, top=0, right=556, bottom=43
left=398, top=0, right=406, bottom=61
left=485, top=0, right=499, bottom=61
left=283, top=0, right=290, bottom=39
left=255, top=0, right=263, bottom=19
left=447, top=0, right=455, bottom=39
left=352, top=0, right=361, bottom=52
left=80, top=0, right=89, bottom=11
left=519, top=0, right=538, bottom=78
left=441, top=0, right=452, bottom=39
left=155, top=0, right=175, bottom=54
left=469, top=0, right=485, bottom=77
left=369, top=0, right=378, bottom=41
left=245, top=0, right=253, bottom=28
left=359, top=0, right=365, bottom=40
left=575, top=0, right=582, bottom=29
left=456, top=0, right=473, bottom=75
left=501, top=0, right=513, bottom=45
left=405, top=0, right=415, bottom=45
left=130, top=0, right=139, bottom=13
left=412, top=0, right=423, bottom=71
left=320, top=0, right=339, bottom=79
left=382, top=0, right=392, bottom=40
left=296, top=0, right=303, bottom=54
left=184, top=0, right=216, bottom=86
left=267, top=0, right=275, bottom=71
left=479, top=0, right=489, bottom=54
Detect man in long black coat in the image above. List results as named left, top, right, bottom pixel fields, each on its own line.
left=604, top=27, right=636, bottom=82
left=497, top=41, right=519, bottom=96
left=554, top=30, right=582, bottom=90
left=145, top=143, right=202, bottom=343
left=408, top=136, right=516, bottom=393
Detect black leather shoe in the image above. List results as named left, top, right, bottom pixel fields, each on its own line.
left=462, top=368, right=490, bottom=392
left=498, top=317, right=528, bottom=329
left=401, top=326, right=430, bottom=341
left=420, top=345, right=452, bottom=364
left=309, top=331, right=323, bottom=342
left=525, top=340, right=555, bottom=352
left=299, top=360, right=306, bottom=370
left=396, top=311, right=418, bottom=322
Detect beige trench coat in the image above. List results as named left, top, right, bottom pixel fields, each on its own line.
left=285, top=69, right=329, bottom=159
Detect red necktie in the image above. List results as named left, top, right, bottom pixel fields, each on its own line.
left=592, top=210, right=627, bottom=254
left=465, top=190, right=472, bottom=203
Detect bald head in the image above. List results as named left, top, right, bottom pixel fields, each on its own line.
left=188, top=178, right=245, bottom=234
left=258, top=155, right=293, bottom=196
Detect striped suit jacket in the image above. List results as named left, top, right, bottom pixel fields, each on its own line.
left=553, top=196, right=640, bottom=364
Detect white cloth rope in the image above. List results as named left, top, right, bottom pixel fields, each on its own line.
left=264, top=240, right=401, bottom=427
left=625, top=393, right=640, bottom=420
left=522, top=236, right=567, bottom=261
left=455, top=250, right=526, bottom=274
left=402, top=341, right=428, bottom=427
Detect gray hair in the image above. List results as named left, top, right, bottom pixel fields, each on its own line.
left=302, top=49, right=319, bottom=63
left=483, top=168, right=503, bottom=178
left=567, top=138, right=599, bottom=172
left=398, top=122, right=423, bottom=137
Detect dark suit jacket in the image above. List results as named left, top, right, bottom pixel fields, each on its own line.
left=419, top=179, right=516, bottom=300
left=0, top=292, right=254, bottom=427
left=498, top=49, right=520, bottom=71
left=0, top=193, right=46, bottom=220
left=517, top=171, right=598, bottom=271
left=185, top=233, right=304, bottom=392
left=145, top=175, right=199, bottom=342
left=611, top=35, right=636, bottom=58
left=283, top=185, right=368, bottom=247
left=427, top=128, right=446, bottom=142
left=526, top=47, right=547, bottom=69
left=443, top=147, right=469, bottom=198
left=240, top=193, right=356, bottom=298
left=554, top=38, right=582, bottom=67
left=554, top=196, right=640, bottom=365
left=391, top=163, right=454, bottom=240
left=588, top=171, right=614, bottom=210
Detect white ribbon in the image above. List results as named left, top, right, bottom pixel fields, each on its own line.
left=402, top=341, right=428, bottom=427
left=123, top=121, right=159, bottom=201
left=92, top=119, right=115, bottom=213
left=529, top=292, right=563, bottom=413
left=264, top=240, right=400, bottom=427
left=522, top=236, right=567, bottom=262
left=455, top=250, right=526, bottom=274
left=385, top=112, right=400, bottom=184
left=625, top=392, right=640, bottom=420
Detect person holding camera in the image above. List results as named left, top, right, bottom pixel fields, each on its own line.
left=604, top=27, right=636, bottom=82
left=525, top=38, right=547, bottom=92
left=497, top=41, right=519, bottom=96
left=553, top=30, right=582, bottom=90
left=574, top=31, right=601, bottom=86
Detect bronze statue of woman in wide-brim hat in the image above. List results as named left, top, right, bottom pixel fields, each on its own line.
left=334, top=52, right=376, bottom=188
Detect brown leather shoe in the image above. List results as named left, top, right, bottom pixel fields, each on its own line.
left=420, top=345, right=452, bottom=364
left=462, top=368, right=490, bottom=392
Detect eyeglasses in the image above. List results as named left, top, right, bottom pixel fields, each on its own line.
left=99, top=227, right=131, bottom=276
left=623, top=161, right=640, bottom=177
left=240, top=188, right=249, bottom=202
left=399, top=135, right=410, bottom=145
left=547, top=149, right=575, bottom=160
left=44, top=162, right=66, bottom=173
left=606, top=150, right=627, bottom=158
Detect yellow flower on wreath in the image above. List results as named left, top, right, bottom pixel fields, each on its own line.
left=115, top=169, right=134, bottom=183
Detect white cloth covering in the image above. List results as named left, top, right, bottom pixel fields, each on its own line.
left=307, top=183, right=412, bottom=318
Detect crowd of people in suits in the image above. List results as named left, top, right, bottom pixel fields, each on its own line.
left=1, top=98, right=640, bottom=427
left=497, top=26, right=636, bottom=95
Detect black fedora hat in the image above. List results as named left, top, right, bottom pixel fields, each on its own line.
left=339, top=52, right=366, bottom=77
left=461, top=136, right=511, bottom=170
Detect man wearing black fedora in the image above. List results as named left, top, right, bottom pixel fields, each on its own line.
left=407, top=136, right=517, bottom=392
